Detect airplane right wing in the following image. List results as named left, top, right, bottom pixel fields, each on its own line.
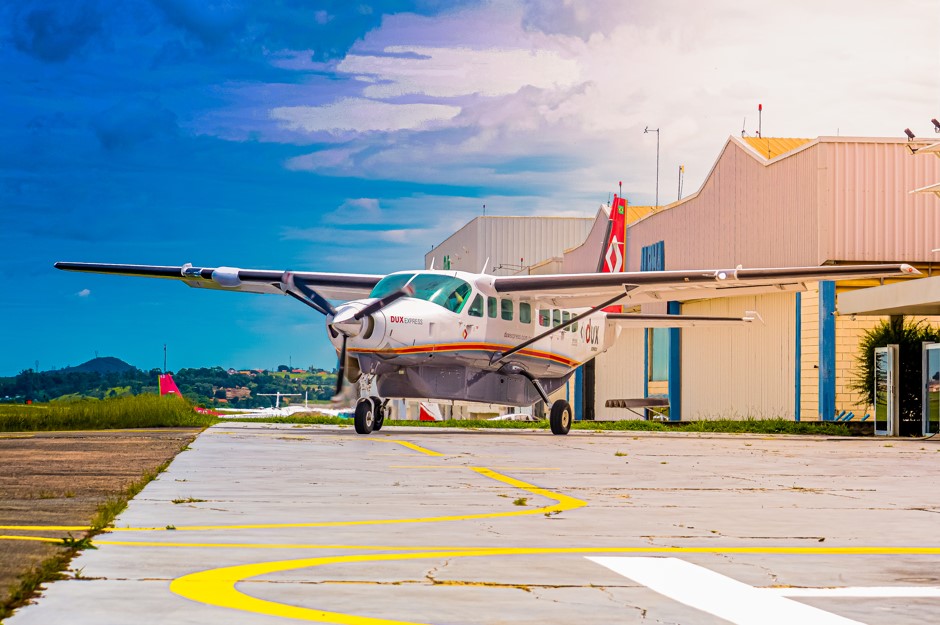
left=54, top=262, right=384, bottom=302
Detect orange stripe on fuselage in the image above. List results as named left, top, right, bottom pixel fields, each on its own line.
left=349, top=342, right=578, bottom=368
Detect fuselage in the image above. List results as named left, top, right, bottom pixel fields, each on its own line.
left=328, top=270, right=616, bottom=405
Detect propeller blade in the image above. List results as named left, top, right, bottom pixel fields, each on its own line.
left=334, top=334, right=347, bottom=397
left=282, top=272, right=337, bottom=316
left=353, top=284, right=415, bottom=321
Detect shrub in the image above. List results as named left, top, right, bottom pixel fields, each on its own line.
left=851, top=317, right=940, bottom=424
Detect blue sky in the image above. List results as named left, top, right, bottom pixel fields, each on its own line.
left=1, top=0, right=937, bottom=375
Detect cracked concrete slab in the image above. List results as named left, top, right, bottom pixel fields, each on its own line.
left=5, top=423, right=940, bottom=624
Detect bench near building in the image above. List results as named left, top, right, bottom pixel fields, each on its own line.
left=427, top=135, right=940, bottom=423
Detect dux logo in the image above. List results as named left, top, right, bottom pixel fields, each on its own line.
left=581, top=321, right=599, bottom=345
left=604, top=236, right=623, bottom=273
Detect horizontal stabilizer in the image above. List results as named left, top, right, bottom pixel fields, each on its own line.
left=606, top=312, right=756, bottom=328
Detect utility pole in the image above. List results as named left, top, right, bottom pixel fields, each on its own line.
left=644, top=126, right=660, bottom=207
left=678, top=165, right=684, bottom=201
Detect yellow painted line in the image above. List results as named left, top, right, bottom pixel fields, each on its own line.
left=372, top=440, right=443, bottom=457
left=0, top=535, right=61, bottom=543
left=0, top=466, right=586, bottom=533
left=0, top=434, right=34, bottom=439
left=171, top=546, right=940, bottom=624
left=90, top=541, right=485, bottom=550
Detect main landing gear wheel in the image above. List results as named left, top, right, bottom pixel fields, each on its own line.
left=550, top=399, right=572, bottom=435
left=370, top=396, right=385, bottom=431
left=354, top=398, right=375, bottom=434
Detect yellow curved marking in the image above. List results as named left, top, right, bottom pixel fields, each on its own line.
left=0, top=466, right=586, bottom=533
left=171, top=546, right=940, bottom=624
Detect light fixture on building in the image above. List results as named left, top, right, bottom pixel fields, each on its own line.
left=932, top=118, right=940, bottom=133
left=904, top=128, right=916, bottom=141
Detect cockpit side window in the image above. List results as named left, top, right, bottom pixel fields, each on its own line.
left=468, top=294, right=484, bottom=317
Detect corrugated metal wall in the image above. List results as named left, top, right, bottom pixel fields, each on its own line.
left=593, top=328, right=646, bottom=420
left=427, top=216, right=594, bottom=276
left=820, top=138, right=940, bottom=263
left=625, top=137, right=821, bottom=272
left=681, top=292, right=796, bottom=419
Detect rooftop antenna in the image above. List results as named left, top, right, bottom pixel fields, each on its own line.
left=741, top=117, right=747, bottom=137
left=607, top=192, right=611, bottom=207
left=757, top=103, right=762, bottom=138
left=483, top=203, right=486, bottom=216
left=677, top=165, right=684, bottom=200
left=163, top=344, right=167, bottom=373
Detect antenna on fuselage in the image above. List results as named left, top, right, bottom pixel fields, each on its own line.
left=480, top=257, right=489, bottom=274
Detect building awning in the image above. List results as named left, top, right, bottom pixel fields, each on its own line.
left=838, top=275, right=940, bottom=316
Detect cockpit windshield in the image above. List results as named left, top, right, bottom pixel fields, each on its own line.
left=369, top=273, right=472, bottom=313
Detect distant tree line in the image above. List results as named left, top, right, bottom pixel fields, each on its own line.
left=0, top=364, right=337, bottom=408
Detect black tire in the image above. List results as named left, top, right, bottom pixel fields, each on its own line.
left=354, top=398, right=374, bottom=434
left=371, top=396, right=385, bottom=431
left=550, top=399, right=572, bottom=435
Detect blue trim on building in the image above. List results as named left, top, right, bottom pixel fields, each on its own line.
left=667, top=300, right=681, bottom=421
left=794, top=291, right=801, bottom=422
left=819, top=281, right=836, bottom=421
left=640, top=241, right=666, bottom=404
left=573, top=365, right=583, bottom=421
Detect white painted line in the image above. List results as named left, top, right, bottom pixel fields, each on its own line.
left=771, top=586, right=940, bottom=598
left=588, top=556, right=866, bottom=625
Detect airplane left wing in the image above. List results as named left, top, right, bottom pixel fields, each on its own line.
left=54, top=262, right=383, bottom=302
left=492, top=263, right=920, bottom=308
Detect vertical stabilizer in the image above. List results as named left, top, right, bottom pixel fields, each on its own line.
left=159, top=373, right=182, bottom=396
left=600, top=195, right=627, bottom=274
left=600, top=194, right=627, bottom=312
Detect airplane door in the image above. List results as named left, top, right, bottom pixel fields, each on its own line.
left=923, top=343, right=940, bottom=436
left=874, top=345, right=899, bottom=436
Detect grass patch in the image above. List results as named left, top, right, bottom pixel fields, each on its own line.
left=512, top=497, right=528, bottom=506
left=0, top=395, right=217, bottom=432
left=220, top=414, right=859, bottom=436
left=171, top=497, right=206, bottom=504
left=0, top=436, right=194, bottom=619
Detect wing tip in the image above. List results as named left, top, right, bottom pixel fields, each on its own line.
left=900, top=263, right=921, bottom=275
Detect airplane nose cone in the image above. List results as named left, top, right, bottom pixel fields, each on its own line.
left=330, top=309, right=363, bottom=337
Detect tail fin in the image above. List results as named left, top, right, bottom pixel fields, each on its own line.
left=600, top=194, right=627, bottom=312
left=158, top=373, right=182, bottom=396
left=418, top=402, right=443, bottom=421
left=601, top=194, right=627, bottom=274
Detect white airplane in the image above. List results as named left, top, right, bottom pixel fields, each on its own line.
left=56, top=196, right=918, bottom=435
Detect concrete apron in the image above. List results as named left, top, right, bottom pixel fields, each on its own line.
left=6, top=422, right=940, bottom=625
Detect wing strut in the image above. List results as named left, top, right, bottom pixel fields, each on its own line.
left=490, top=288, right=634, bottom=366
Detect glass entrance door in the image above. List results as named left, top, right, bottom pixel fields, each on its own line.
left=874, top=345, right=898, bottom=436
left=924, top=344, right=940, bottom=436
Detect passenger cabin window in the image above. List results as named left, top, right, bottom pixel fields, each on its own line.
left=487, top=297, right=498, bottom=318
left=501, top=299, right=513, bottom=321
left=552, top=309, right=562, bottom=327
left=561, top=311, right=571, bottom=328
left=539, top=309, right=550, bottom=327
left=468, top=294, right=484, bottom=317
left=519, top=302, right=532, bottom=324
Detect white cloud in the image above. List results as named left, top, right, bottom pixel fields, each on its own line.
left=77, top=289, right=91, bottom=297
left=323, top=198, right=384, bottom=224
left=339, top=46, right=581, bottom=98
left=260, top=0, right=939, bottom=206
left=270, top=98, right=460, bottom=134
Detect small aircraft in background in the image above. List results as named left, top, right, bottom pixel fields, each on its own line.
left=57, top=196, right=918, bottom=435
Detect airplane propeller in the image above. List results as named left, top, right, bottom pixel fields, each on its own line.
left=281, top=272, right=415, bottom=398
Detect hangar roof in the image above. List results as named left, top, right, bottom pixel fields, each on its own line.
left=742, top=136, right=812, bottom=159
